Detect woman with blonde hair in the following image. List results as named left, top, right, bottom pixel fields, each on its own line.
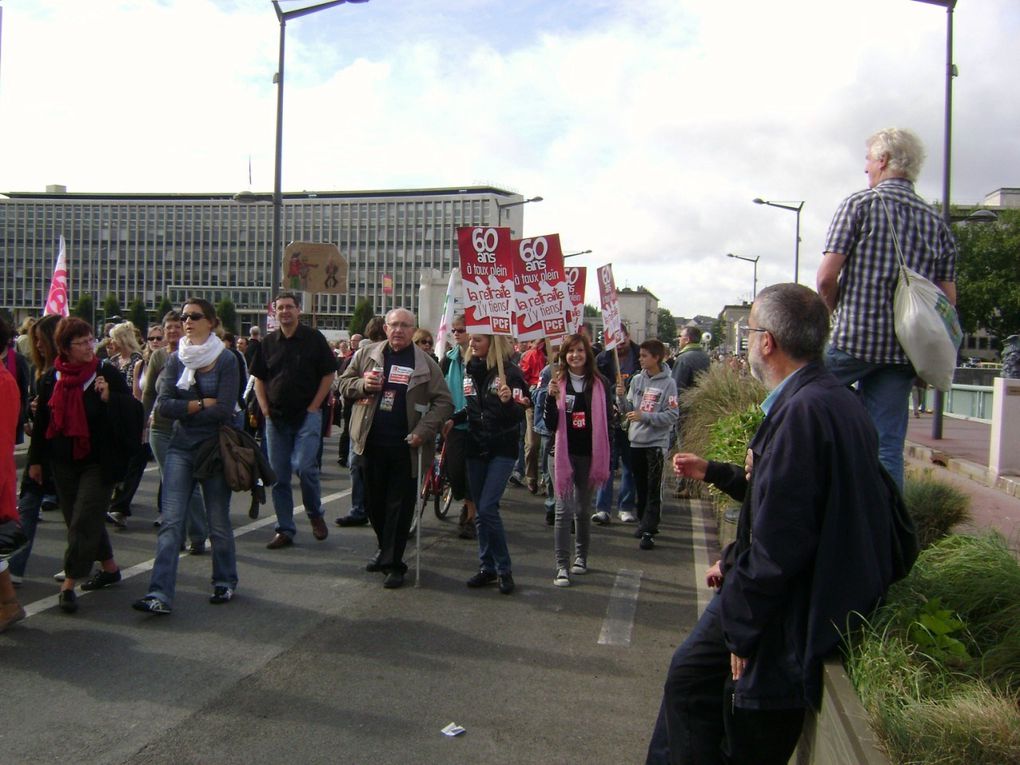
left=443, top=333, right=528, bottom=595
left=106, top=321, right=148, bottom=528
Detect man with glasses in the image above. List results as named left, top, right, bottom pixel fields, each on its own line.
left=251, top=292, right=338, bottom=549
left=338, top=308, right=452, bottom=588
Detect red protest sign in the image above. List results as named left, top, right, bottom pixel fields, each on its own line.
left=564, top=266, right=587, bottom=335
left=597, top=264, right=623, bottom=350
left=511, top=233, right=570, bottom=341
left=457, top=226, right=514, bottom=335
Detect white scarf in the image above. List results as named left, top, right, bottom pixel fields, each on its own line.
left=176, top=335, right=226, bottom=390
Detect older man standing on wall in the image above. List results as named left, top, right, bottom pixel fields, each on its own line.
left=251, top=292, right=338, bottom=549
left=817, top=127, right=957, bottom=489
left=338, top=308, right=452, bottom=589
left=646, top=284, right=905, bottom=765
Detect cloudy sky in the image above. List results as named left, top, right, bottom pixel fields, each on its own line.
left=2, top=0, right=1018, bottom=317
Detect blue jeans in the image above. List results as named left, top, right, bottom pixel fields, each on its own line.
left=824, top=347, right=914, bottom=489
left=145, top=445, right=237, bottom=606
left=8, top=467, right=53, bottom=577
left=150, top=426, right=208, bottom=544
left=466, top=455, right=515, bottom=575
left=348, top=443, right=366, bottom=518
left=266, top=410, right=324, bottom=538
left=596, top=428, right=636, bottom=513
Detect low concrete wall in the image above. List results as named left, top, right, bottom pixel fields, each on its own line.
left=792, top=660, right=889, bottom=765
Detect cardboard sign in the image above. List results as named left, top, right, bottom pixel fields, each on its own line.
left=282, top=241, right=348, bottom=294
left=457, top=226, right=514, bottom=335
left=511, top=233, right=569, bottom=342
left=598, top=264, right=623, bottom=350
left=564, top=266, right=587, bottom=335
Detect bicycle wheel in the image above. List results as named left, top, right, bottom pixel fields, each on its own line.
left=434, top=481, right=454, bottom=519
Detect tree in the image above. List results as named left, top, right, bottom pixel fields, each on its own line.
left=953, top=209, right=1020, bottom=344
left=583, top=303, right=601, bottom=318
left=216, top=297, right=238, bottom=333
left=72, top=294, right=95, bottom=325
left=349, top=298, right=374, bottom=335
left=128, top=298, right=148, bottom=335
left=102, top=294, right=123, bottom=324
left=154, top=295, right=173, bottom=323
left=657, top=308, right=678, bottom=342
left=709, top=317, right=724, bottom=350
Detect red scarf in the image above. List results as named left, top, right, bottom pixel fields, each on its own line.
left=47, top=356, right=100, bottom=460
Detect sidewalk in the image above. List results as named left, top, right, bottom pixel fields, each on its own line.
left=905, top=412, right=1020, bottom=543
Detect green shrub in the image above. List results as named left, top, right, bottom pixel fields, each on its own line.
left=679, top=362, right=766, bottom=459
left=847, top=533, right=1020, bottom=763
left=903, top=470, right=972, bottom=549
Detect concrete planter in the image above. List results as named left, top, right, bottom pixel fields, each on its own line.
left=792, top=659, right=890, bottom=765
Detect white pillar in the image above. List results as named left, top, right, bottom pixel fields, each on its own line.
left=989, top=377, right=1020, bottom=477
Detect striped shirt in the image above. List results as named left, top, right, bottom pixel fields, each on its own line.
left=824, top=178, right=956, bottom=364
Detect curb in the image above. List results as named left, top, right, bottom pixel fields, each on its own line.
left=904, top=439, right=1020, bottom=500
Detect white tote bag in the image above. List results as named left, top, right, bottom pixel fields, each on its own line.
left=875, top=192, right=962, bottom=392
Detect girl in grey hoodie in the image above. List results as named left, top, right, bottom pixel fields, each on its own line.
left=617, top=339, right=679, bottom=550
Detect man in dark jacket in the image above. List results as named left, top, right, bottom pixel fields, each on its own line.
left=646, top=284, right=903, bottom=765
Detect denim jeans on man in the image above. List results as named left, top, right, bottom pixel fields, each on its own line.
left=347, top=442, right=366, bottom=519
left=824, top=347, right=914, bottom=489
left=149, top=426, right=208, bottom=544
left=8, top=468, right=56, bottom=578
left=466, top=455, right=516, bottom=575
left=267, top=409, right=324, bottom=539
left=595, top=427, right=636, bottom=513
left=144, top=445, right=237, bottom=606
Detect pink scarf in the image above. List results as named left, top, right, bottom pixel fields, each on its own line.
left=554, top=375, right=610, bottom=498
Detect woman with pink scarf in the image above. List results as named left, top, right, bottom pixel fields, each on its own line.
left=543, top=333, right=611, bottom=587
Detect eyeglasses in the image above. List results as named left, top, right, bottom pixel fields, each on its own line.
left=148, top=335, right=164, bottom=342
left=70, top=337, right=96, bottom=347
left=181, top=312, right=207, bottom=322
left=451, top=328, right=466, bottom=334
left=387, top=322, right=414, bottom=329
left=745, top=326, right=770, bottom=334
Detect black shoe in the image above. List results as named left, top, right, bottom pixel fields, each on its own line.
left=337, top=457, right=348, bottom=467
left=81, top=569, right=121, bottom=591
left=189, top=541, right=206, bottom=555
left=132, top=596, right=171, bottom=615
left=545, top=509, right=555, bottom=526
left=466, top=569, right=498, bottom=588
left=58, top=589, right=78, bottom=613
left=209, top=586, right=234, bottom=604
left=640, top=532, right=655, bottom=550
left=336, top=514, right=368, bottom=527
left=365, top=551, right=384, bottom=572
left=383, top=571, right=405, bottom=589
left=498, top=572, right=515, bottom=595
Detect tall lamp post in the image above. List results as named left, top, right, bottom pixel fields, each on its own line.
left=726, top=253, right=760, bottom=301
left=496, top=195, right=543, bottom=236
left=564, top=249, right=592, bottom=259
left=911, top=0, right=957, bottom=439
left=753, top=198, right=804, bottom=283
left=270, top=0, right=369, bottom=312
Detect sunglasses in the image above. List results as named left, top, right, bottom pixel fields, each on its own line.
left=451, top=328, right=466, bottom=334
left=417, top=340, right=434, bottom=346
left=148, top=335, right=164, bottom=341
left=181, top=312, right=207, bottom=322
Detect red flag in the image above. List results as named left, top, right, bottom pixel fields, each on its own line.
left=44, top=235, right=70, bottom=317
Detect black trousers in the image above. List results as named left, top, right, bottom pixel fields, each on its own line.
left=646, top=596, right=805, bottom=765
left=52, top=461, right=116, bottom=580
left=632, top=446, right=664, bottom=535
left=109, top=444, right=152, bottom=514
left=362, top=442, right=417, bottom=574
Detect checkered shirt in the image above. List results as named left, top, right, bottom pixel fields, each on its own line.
left=824, top=178, right=957, bottom=365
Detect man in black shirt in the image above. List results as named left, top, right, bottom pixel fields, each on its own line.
left=251, top=292, right=337, bottom=549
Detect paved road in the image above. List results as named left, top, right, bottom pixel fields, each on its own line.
left=3, top=438, right=710, bottom=765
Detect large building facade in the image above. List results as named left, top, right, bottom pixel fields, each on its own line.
left=1, top=185, right=527, bottom=331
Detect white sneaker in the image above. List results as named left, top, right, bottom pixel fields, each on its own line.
left=570, top=558, right=588, bottom=575
left=106, top=511, right=127, bottom=528
left=53, top=570, right=66, bottom=582
left=590, top=511, right=610, bottom=525
left=619, top=510, right=638, bottom=523
left=553, top=568, right=571, bottom=587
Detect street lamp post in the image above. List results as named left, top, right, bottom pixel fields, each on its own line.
left=753, top=198, right=804, bottom=283
left=911, top=0, right=957, bottom=439
left=563, top=249, right=592, bottom=259
left=496, top=195, right=543, bottom=236
left=726, top=253, right=760, bottom=301
left=270, top=0, right=368, bottom=315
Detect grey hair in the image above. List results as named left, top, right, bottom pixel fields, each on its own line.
left=386, top=307, right=416, bottom=326
left=754, top=284, right=830, bottom=362
left=867, top=128, right=926, bottom=182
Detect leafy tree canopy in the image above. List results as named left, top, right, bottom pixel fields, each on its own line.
left=953, top=208, right=1020, bottom=344
left=349, top=298, right=374, bottom=336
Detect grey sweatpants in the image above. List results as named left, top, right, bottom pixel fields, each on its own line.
left=554, top=455, right=593, bottom=570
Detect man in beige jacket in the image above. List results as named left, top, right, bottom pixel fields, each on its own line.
left=338, top=308, right=452, bottom=588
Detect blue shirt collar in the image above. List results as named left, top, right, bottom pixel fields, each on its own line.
left=759, top=366, right=804, bottom=416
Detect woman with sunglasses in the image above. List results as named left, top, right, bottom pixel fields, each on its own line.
left=28, top=317, right=137, bottom=613
left=133, top=298, right=239, bottom=615
left=105, top=321, right=148, bottom=527
left=412, top=328, right=438, bottom=363
left=134, top=326, right=165, bottom=401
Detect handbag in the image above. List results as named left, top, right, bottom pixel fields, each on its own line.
left=875, top=192, right=962, bottom=392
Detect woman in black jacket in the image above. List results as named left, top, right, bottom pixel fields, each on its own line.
left=29, top=317, right=140, bottom=613
left=444, top=333, right=528, bottom=595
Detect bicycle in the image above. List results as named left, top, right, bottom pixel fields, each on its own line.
left=410, top=441, right=454, bottom=535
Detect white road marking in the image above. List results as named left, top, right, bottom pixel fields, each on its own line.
left=597, top=568, right=643, bottom=646
left=19, top=489, right=353, bottom=619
